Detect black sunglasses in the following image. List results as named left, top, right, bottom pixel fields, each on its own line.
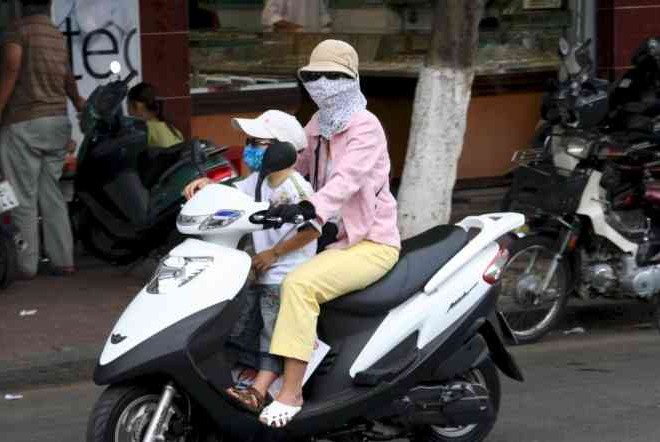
left=299, top=71, right=354, bottom=83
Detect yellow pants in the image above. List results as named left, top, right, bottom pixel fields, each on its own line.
left=270, top=240, right=400, bottom=362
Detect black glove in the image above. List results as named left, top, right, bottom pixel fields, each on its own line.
left=267, top=201, right=316, bottom=223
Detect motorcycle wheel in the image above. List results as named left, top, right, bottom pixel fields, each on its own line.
left=499, top=235, right=570, bottom=344
left=414, top=359, right=500, bottom=442
left=77, top=210, right=143, bottom=265
left=87, top=383, right=218, bottom=442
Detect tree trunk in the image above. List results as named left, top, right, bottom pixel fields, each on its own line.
left=397, top=0, right=485, bottom=240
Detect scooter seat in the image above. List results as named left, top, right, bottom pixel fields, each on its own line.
left=325, top=225, right=469, bottom=316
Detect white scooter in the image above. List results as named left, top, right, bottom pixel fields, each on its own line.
left=86, top=143, right=525, bottom=442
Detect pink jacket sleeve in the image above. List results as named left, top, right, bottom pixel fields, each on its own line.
left=295, top=131, right=315, bottom=178
left=309, top=117, right=383, bottom=224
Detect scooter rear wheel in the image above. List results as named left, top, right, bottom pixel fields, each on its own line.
left=414, top=359, right=500, bottom=442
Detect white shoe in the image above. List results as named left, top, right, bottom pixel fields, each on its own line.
left=259, top=400, right=302, bottom=428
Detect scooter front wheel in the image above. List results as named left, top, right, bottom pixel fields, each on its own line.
left=86, top=383, right=216, bottom=442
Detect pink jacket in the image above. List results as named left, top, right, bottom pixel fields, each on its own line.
left=297, top=110, right=401, bottom=250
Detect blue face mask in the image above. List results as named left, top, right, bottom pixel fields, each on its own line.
left=243, top=144, right=266, bottom=172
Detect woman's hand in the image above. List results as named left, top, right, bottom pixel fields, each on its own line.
left=252, top=249, right=278, bottom=274
left=184, top=177, right=212, bottom=200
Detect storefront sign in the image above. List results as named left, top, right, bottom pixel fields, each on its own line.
left=51, top=0, right=142, bottom=146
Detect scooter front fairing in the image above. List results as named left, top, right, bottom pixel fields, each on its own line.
left=97, top=239, right=251, bottom=367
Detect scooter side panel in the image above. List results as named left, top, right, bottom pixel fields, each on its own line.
left=99, top=239, right=251, bottom=365
left=349, top=243, right=499, bottom=376
left=287, top=283, right=506, bottom=436
left=575, top=171, right=638, bottom=254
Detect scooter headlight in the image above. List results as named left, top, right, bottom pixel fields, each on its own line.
left=177, top=214, right=207, bottom=226
left=565, top=137, right=592, bottom=159
left=146, top=256, right=213, bottom=294
left=177, top=210, right=243, bottom=231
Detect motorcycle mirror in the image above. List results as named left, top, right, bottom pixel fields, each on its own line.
left=254, top=141, right=297, bottom=202
left=558, top=37, right=571, bottom=57
left=109, top=61, right=122, bottom=75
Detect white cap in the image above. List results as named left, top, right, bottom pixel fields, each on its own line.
left=232, top=110, right=307, bottom=152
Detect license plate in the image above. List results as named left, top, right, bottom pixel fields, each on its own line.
left=0, top=181, right=19, bottom=213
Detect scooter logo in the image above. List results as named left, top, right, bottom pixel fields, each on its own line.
left=111, top=333, right=127, bottom=344
left=447, top=283, right=478, bottom=313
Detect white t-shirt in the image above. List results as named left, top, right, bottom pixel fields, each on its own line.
left=235, top=171, right=318, bottom=285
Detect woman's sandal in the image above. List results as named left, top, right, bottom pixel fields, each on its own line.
left=225, top=386, right=266, bottom=415
left=259, top=400, right=303, bottom=428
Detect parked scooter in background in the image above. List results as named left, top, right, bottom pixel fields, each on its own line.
left=0, top=176, right=25, bottom=289
left=73, top=62, right=237, bottom=264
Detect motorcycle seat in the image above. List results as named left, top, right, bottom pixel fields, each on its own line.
left=325, top=225, right=469, bottom=316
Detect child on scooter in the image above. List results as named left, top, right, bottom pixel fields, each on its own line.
left=183, top=110, right=320, bottom=415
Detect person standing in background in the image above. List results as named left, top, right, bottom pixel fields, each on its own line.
left=0, top=0, right=85, bottom=278
left=262, top=0, right=331, bottom=33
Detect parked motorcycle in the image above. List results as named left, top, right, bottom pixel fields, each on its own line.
left=501, top=37, right=660, bottom=343
left=86, top=142, right=524, bottom=442
left=0, top=178, right=23, bottom=289
left=74, top=62, right=237, bottom=264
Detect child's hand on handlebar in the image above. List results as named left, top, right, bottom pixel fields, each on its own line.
left=184, top=177, right=213, bottom=200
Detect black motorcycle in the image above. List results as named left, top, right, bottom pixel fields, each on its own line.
left=500, top=37, right=660, bottom=343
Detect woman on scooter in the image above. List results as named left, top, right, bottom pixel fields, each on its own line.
left=127, top=82, right=184, bottom=148
left=255, top=39, right=401, bottom=427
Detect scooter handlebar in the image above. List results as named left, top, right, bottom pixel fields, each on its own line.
left=250, top=213, right=305, bottom=227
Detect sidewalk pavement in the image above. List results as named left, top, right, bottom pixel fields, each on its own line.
left=0, top=254, right=154, bottom=392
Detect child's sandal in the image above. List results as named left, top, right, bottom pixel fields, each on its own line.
left=225, top=386, right=266, bottom=415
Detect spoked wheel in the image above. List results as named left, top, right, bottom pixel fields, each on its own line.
left=415, top=359, right=501, bottom=442
left=87, top=384, right=216, bottom=442
left=499, top=235, right=570, bottom=344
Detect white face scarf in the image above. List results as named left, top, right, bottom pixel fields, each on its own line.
left=304, top=77, right=367, bottom=139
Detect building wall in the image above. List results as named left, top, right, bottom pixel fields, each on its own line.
left=598, top=0, right=660, bottom=80
left=139, top=0, right=192, bottom=138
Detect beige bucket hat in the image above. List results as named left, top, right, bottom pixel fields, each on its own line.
left=299, top=39, right=359, bottom=80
